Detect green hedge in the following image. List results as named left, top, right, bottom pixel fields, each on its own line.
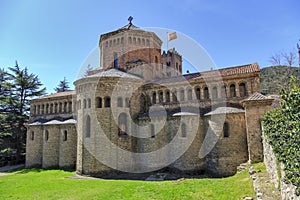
left=262, top=77, right=300, bottom=195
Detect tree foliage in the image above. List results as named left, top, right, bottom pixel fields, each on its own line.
left=262, top=77, right=300, bottom=195
left=54, top=77, right=70, bottom=93
left=0, top=62, right=46, bottom=165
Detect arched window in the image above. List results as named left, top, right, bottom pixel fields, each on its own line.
left=121, top=37, right=124, bottom=44
left=83, top=99, right=87, bottom=109
left=152, top=92, right=157, bottom=104
left=64, top=102, right=68, bottom=112
left=239, top=83, right=247, bottom=97
left=181, top=123, right=187, bottom=137
left=142, top=38, right=145, bottom=45
left=172, top=90, right=178, bottom=102
left=137, top=38, right=141, bottom=45
left=87, top=99, right=91, bottom=108
left=114, top=53, right=118, bottom=69
left=221, top=85, right=227, bottom=98
left=86, top=115, right=91, bottom=138
left=105, top=41, right=108, bottom=47
left=146, top=39, right=150, bottom=46
left=59, top=102, right=62, bottom=113
left=78, top=100, right=81, bottom=110
left=105, top=97, right=111, bottom=108
left=37, top=105, right=40, bottom=115
left=150, top=124, right=155, bottom=138
left=31, top=131, right=34, bottom=140
left=63, top=130, right=67, bottom=141
left=166, top=90, right=170, bottom=103
left=195, top=87, right=201, bottom=100
left=133, top=37, right=136, bottom=44
left=230, top=84, right=236, bottom=97
left=212, top=86, right=218, bottom=99
left=187, top=88, right=192, bottom=100
left=45, top=130, right=49, bottom=141
left=128, top=37, right=132, bottom=44
left=204, top=87, right=209, bottom=99
left=109, top=40, right=112, bottom=47
left=159, top=91, right=163, bottom=103
left=180, top=89, right=185, bottom=101
left=117, top=97, right=123, bottom=107
left=118, top=113, right=128, bottom=136
left=46, top=104, right=49, bottom=114
left=223, top=122, right=229, bottom=138
left=54, top=103, right=58, bottom=113
left=68, top=101, right=72, bottom=112
left=50, top=103, right=54, bottom=113
left=96, top=97, right=102, bottom=108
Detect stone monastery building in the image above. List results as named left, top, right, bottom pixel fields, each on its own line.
left=26, top=19, right=274, bottom=177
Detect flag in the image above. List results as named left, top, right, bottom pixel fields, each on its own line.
left=168, top=32, right=177, bottom=41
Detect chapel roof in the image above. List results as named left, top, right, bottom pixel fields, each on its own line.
left=88, top=68, right=142, bottom=80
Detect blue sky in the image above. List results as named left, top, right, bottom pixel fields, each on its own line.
left=0, top=0, right=299, bottom=93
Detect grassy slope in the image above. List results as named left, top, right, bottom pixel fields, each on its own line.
left=0, top=168, right=254, bottom=200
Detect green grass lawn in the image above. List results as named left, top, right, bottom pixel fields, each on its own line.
left=0, top=168, right=254, bottom=200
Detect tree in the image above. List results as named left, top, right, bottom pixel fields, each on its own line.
left=84, top=64, right=94, bottom=77
left=54, top=77, right=70, bottom=92
left=269, top=50, right=297, bottom=67
left=0, top=61, right=46, bottom=164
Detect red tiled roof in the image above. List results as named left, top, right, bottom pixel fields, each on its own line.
left=200, top=62, right=260, bottom=79
left=38, top=90, right=75, bottom=99
left=150, top=63, right=260, bottom=85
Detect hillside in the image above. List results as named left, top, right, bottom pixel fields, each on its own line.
left=260, top=66, right=300, bottom=94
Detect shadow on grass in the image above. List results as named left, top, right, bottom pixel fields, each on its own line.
left=8, top=167, right=75, bottom=175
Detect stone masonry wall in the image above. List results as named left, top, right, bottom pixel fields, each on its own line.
left=262, top=130, right=299, bottom=200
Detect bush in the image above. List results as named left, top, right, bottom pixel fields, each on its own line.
left=262, top=76, right=300, bottom=195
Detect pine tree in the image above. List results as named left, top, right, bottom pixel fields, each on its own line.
left=0, top=61, right=46, bottom=164
left=54, top=77, right=70, bottom=92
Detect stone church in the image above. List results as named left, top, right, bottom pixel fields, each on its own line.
left=25, top=20, right=274, bottom=177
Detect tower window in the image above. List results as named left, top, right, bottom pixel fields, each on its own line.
left=230, top=84, right=236, bottom=97
left=96, top=97, right=102, bottom=108
left=113, top=53, right=118, bottom=69
left=195, top=87, right=201, bottom=100
left=239, top=83, right=247, bottom=97
left=105, top=97, right=111, bottom=108
left=204, top=87, right=209, bottom=99
left=166, top=90, right=170, bottom=103
left=152, top=92, right=157, bottom=104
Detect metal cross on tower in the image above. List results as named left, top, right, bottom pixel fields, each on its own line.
left=128, top=16, right=133, bottom=25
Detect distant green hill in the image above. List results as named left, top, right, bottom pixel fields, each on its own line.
left=260, top=66, right=300, bottom=95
